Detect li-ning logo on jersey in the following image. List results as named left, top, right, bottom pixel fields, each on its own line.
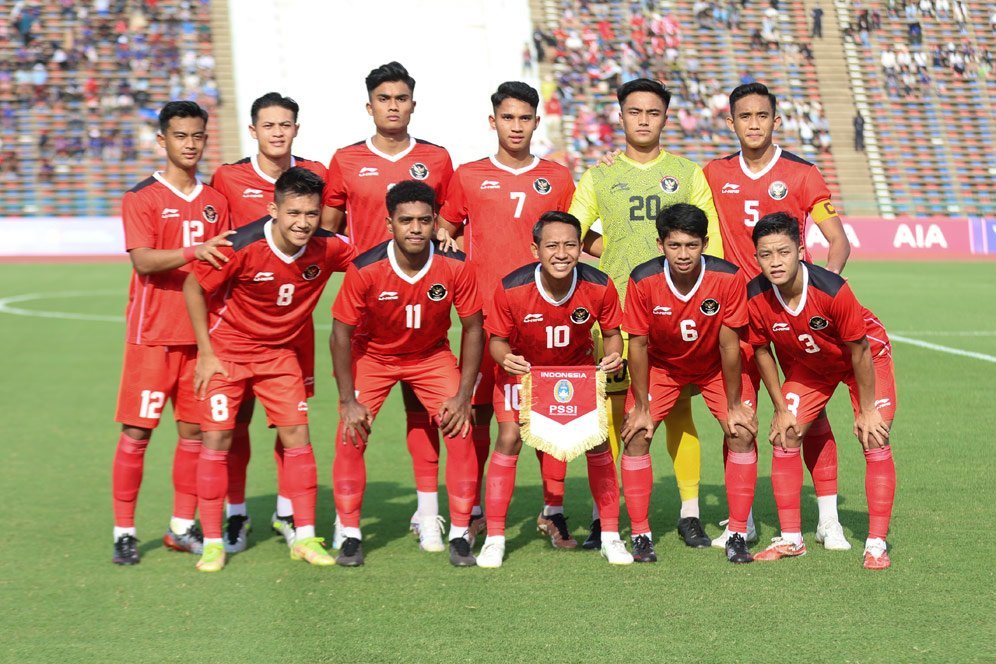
left=203, top=205, right=218, bottom=223
left=378, top=291, right=399, bottom=301
left=302, top=264, right=321, bottom=281
left=809, top=316, right=829, bottom=330
left=700, top=299, right=720, bottom=316
left=533, top=178, right=552, bottom=195
left=768, top=180, right=788, bottom=201
left=253, top=272, right=275, bottom=282
left=570, top=307, right=590, bottom=324
left=653, top=306, right=672, bottom=316
left=427, top=283, right=447, bottom=301
left=523, top=313, right=544, bottom=323
left=242, top=188, right=264, bottom=198
left=722, top=183, right=741, bottom=194
left=772, top=322, right=790, bottom=332
left=296, top=401, right=309, bottom=412
left=660, top=176, right=680, bottom=194
left=554, top=379, right=574, bottom=404
left=480, top=180, right=501, bottom=190
left=161, top=208, right=180, bottom=219
left=874, top=398, right=892, bottom=409
left=410, top=163, right=429, bottom=180
left=359, top=167, right=379, bottom=177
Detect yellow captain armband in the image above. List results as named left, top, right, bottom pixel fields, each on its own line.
left=811, top=199, right=838, bottom=223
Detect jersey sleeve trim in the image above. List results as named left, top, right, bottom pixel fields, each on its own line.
left=576, top=262, right=609, bottom=286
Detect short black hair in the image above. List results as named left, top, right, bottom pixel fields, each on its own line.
left=752, top=212, right=801, bottom=246
left=386, top=180, right=436, bottom=216
left=251, top=92, right=299, bottom=124
left=158, top=100, right=208, bottom=134
left=491, top=81, right=540, bottom=111
left=532, top=210, right=582, bottom=244
left=656, top=203, right=708, bottom=242
left=273, top=167, right=324, bottom=205
left=729, top=82, right=777, bottom=115
left=616, top=78, right=671, bottom=109
left=365, top=61, right=415, bottom=95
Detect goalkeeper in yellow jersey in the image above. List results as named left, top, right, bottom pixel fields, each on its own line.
left=569, top=78, right=722, bottom=550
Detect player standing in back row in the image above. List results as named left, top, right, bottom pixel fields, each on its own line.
left=322, top=62, right=454, bottom=547
left=570, top=78, right=722, bottom=550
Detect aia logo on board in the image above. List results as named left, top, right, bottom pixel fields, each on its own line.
left=427, top=283, right=448, bottom=301
left=533, top=178, right=552, bottom=195
left=302, top=264, right=321, bottom=281
left=410, top=163, right=429, bottom=180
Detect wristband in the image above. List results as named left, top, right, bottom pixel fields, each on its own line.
left=183, top=246, right=197, bottom=262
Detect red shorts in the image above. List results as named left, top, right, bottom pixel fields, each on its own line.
left=115, top=343, right=198, bottom=428
left=624, top=366, right=757, bottom=425
left=741, top=340, right=761, bottom=394
left=782, top=354, right=897, bottom=425
left=353, top=348, right=461, bottom=420
left=471, top=348, right=498, bottom=407
left=493, top=372, right=524, bottom=423
left=200, top=350, right=308, bottom=431
left=292, top=322, right=316, bottom=399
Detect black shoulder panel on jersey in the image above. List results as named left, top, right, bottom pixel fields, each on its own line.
left=704, top=255, right=740, bottom=275
left=230, top=217, right=269, bottom=251
left=806, top=262, right=846, bottom=297
left=353, top=241, right=390, bottom=269
left=630, top=257, right=667, bottom=284
left=780, top=150, right=814, bottom=167
left=721, top=151, right=739, bottom=162
left=127, top=175, right=157, bottom=193
left=435, top=242, right=467, bottom=262
left=747, top=275, right=773, bottom=299
left=501, top=263, right=538, bottom=289
left=314, top=227, right=334, bottom=238
left=232, top=156, right=251, bottom=165
left=414, top=138, right=444, bottom=149
left=576, top=262, right=610, bottom=286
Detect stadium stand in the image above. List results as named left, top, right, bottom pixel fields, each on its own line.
left=0, top=0, right=222, bottom=217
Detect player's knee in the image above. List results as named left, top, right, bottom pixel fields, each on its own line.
left=624, top=437, right=651, bottom=457
left=590, top=441, right=610, bottom=454
left=277, top=424, right=309, bottom=448
left=202, top=429, right=231, bottom=451
left=725, top=433, right=754, bottom=453
left=176, top=420, right=202, bottom=441
left=494, top=425, right=521, bottom=455
left=121, top=425, right=153, bottom=441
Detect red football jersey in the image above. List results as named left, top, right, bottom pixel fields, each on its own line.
left=439, top=156, right=575, bottom=317
left=210, top=154, right=327, bottom=228
left=486, top=263, right=622, bottom=366
left=704, top=146, right=836, bottom=278
left=193, top=219, right=357, bottom=362
left=122, top=172, right=231, bottom=346
left=624, top=255, right=748, bottom=380
left=747, top=262, right=891, bottom=376
left=332, top=241, right=482, bottom=359
left=325, top=138, right=453, bottom=252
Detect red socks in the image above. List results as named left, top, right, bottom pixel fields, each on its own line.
left=471, top=423, right=490, bottom=506
left=621, top=453, right=653, bottom=535
left=725, top=447, right=758, bottom=533
left=332, top=423, right=367, bottom=529
left=485, top=452, right=518, bottom=535
left=406, top=410, right=440, bottom=492
left=273, top=432, right=286, bottom=501
left=536, top=449, right=566, bottom=508
left=865, top=446, right=896, bottom=540
left=226, top=424, right=251, bottom=505
left=112, top=433, right=149, bottom=527
left=586, top=450, right=619, bottom=532
left=802, top=413, right=838, bottom=497
left=442, top=433, right=477, bottom=528
left=771, top=446, right=803, bottom=533
left=171, top=437, right=201, bottom=520
left=283, top=444, right=317, bottom=528
left=197, top=447, right=229, bottom=540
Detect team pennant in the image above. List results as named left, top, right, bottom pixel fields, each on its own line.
left=519, top=366, right=608, bottom=462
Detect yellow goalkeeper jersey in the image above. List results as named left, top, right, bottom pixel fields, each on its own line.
left=569, top=150, right=722, bottom=305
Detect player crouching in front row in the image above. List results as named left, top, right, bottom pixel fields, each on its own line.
left=479, top=211, right=633, bottom=568
left=747, top=213, right=897, bottom=570
left=620, top=204, right=759, bottom=564
left=183, top=168, right=357, bottom=572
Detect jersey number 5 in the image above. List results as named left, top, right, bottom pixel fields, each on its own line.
left=743, top=200, right=760, bottom=228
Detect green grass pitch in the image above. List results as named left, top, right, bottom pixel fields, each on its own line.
left=1, top=261, right=993, bottom=661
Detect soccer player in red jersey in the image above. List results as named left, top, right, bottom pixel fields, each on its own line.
left=322, top=62, right=455, bottom=541
left=746, top=213, right=896, bottom=570
left=704, top=82, right=852, bottom=550
left=619, top=204, right=759, bottom=564
left=183, top=168, right=356, bottom=572
left=330, top=181, right=484, bottom=567
left=477, top=212, right=633, bottom=568
left=209, top=92, right=329, bottom=553
left=110, top=101, right=233, bottom=566
left=437, top=81, right=577, bottom=548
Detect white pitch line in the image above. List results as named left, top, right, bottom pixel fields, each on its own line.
left=890, top=334, right=996, bottom=364
left=892, top=331, right=996, bottom=337
left=0, top=290, right=123, bottom=323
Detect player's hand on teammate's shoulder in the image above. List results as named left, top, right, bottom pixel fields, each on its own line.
left=620, top=405, right=653, bottom=445
left=598, top=149, right=622, bottom=167
left=599, top=352, right=622, bottom=375
left=436, top=226, right=459, bottom=253
left=338, top=398, right=373, bottom=448
left=854, top=408, right=890, bottom=450
left=769, top=410, right=798, bottom=449
left=438, top=393, right=473, bottom=439
left=195, top=230, right=236, bottom=269
left=726, top=402, right=759, bottom=439
left=193, top=352, right=228, bottom=399
left=502, top=353, right=531, bottom=376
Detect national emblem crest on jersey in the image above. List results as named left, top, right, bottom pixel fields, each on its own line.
left=700, top=298, right=720, bottom=316
left=427, top=283, right=447, bottom=301
left=660, top=176, right=680, bottom=194
left=203, top=204, right=218, bottom=223
left=570, top=307, right=590, bottom=324
left=809, top=316, right=829, bottom=330
left=768, top=180, right=788, bottom=200
left=554, top=379, right=575, bottom=404
left=410, top=163, right=429, bottom=180
left=302, top=264, right=321, bottom=281
left=533, top=177, right=552, bottom=195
